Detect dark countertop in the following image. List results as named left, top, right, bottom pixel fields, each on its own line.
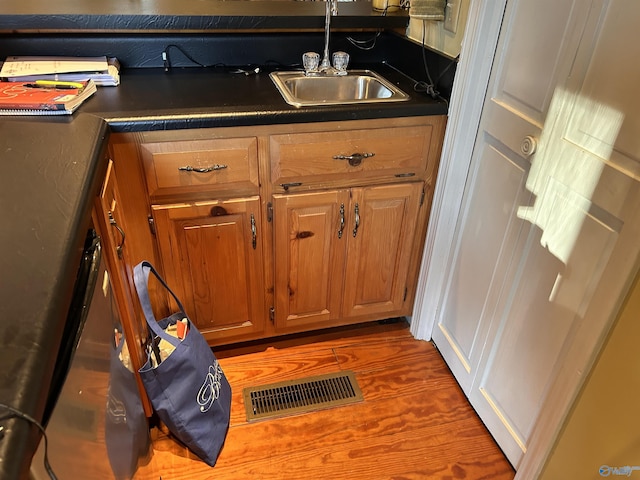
left=0, top=114, right=109, bottom=480
left=0, top=59, right=447, bottom=479
left=0, top=0, right=409, bottom=32
left=83, top=64, right=448, bottom=131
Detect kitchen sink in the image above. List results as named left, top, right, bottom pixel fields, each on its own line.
left=269, top=69, right=410, bottom=107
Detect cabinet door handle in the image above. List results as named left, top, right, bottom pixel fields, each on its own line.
left=352, top=202, right=360, bottom=238
left=338, top=203, right=345, bottom=239
left=250, top=213, right=257, bottom=250
left=108, top=211, right=125, bottom=259
left=178, top=164, right=228, bottom=173
left=333, top=152, right=375, bottom=167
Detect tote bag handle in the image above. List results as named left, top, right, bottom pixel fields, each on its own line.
left=133, top=261, right=187, bottom=348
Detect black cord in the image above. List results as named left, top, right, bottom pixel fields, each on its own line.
left=162, top=44, right=268, bottom=74
left=433, top=53, right=459, bottom=88
left=417, top=19, right=439, bottom=98
left=162, top=44, right=207, bottom=71
left=0, top=402, right=57, bottom=479
left=347, top=1, right=386, bottom=50
left=347, top=31, right=382, bottom=51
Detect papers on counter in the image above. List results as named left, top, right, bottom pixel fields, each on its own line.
left=0, top=56, right=120, bottom=86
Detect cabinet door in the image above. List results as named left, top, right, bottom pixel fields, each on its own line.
left=273, top=190, right=349, bottom=330
left=343, top=183, right=423, bottom=318
left=93, top=159, right=152, bottom=415
left=152, top=196, right=265, bottom=343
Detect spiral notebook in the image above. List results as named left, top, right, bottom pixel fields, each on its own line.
left=0, top=79, right=97, bottom=115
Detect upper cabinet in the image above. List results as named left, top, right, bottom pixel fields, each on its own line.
left=109, top=115, right=446, bottom=346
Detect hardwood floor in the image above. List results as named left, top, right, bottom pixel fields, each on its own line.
left=134, top=319, right=515, bottom=479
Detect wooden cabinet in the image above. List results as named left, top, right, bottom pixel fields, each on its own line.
left=270, top=124, right=434, bottom=188
left=273, top=182, right=424, bottom=332
left=273, top=190, right=349, bottom=329
left=140, top=137, right=259, bottom=201
left=109, top=115, right=446, bottom=346
left=268, top=117, right=445, bottom=335
left=93, top=159, right=152, bottom=415
left=137, top=133, right=267, bottom=344
left=342, top=182, right=423, bottom=319
left=152, top=197, right=266, bottom=343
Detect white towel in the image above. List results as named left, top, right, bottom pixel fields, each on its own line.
left=409, top=0, right=446, bottom=20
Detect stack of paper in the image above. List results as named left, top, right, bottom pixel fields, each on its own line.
left=0, top=56, right=120, bottom=87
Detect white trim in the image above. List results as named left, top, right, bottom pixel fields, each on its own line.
left=411, top=0, right=508, bottom=341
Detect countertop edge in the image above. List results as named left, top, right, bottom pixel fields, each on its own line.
left=0, top=113, right=110, bottom=480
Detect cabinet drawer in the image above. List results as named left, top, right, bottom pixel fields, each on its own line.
left=270, top=125, right=434, bottom=188
left=140, top=137, right=259, bottom=199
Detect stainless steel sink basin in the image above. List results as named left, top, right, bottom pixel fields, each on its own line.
left=269, top=69, right=410, bottom=107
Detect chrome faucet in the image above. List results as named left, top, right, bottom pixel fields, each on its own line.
left=318, top=0, right=339, bottom=74
left=302, top=0, right=348, bottom=76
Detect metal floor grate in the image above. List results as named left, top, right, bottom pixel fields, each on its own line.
left=243, top=371, right=364, bottom=422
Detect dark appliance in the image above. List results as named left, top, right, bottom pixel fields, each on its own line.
left=30, top=230, right=150, bottom=479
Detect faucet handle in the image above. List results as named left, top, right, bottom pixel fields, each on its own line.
left=302, top=52, right=320, bottom=75
left=332, top=51, right=350, bottom=75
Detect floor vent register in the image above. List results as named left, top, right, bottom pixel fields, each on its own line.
left=243, top=371, right=364, bottom=422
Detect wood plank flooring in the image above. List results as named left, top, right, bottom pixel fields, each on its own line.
left=134, top=320, right=515, bottom=479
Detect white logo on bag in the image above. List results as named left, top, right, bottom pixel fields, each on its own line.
left=106, top=388, right=127, bottom=424
left=197, top=360, right=223, bottom=413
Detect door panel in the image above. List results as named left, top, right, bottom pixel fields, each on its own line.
left=435, top=142, right=530, bottom=391
left=94, top=159, right=152, bottom=415
left=342, top=183, right=422, bottom=318
left=493, top=0, right=587, bottom=123
left=471, top=177, right=623, bottom=458
left=273, top=190, right=349, bottom=329
left=572, top=3, right=640, bottom=170
left=152, top=197, right=265, bottom=342
left=182, top=216, right=251, bottom=328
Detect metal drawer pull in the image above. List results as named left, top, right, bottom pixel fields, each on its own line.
left=338, top=203, right=345, bottom=239
left=333, top=152, right=375, bottom=167
left=250, top=213, right=257, bottom=250
left=395, top=172, right=416, bottom=178
left=280, top=182, right=303, bottom=191
left=108, top=211, right=125, bottom=259
left=353, top=203, right=360, bottom=238
left=178, top=164, right=228, bottom=173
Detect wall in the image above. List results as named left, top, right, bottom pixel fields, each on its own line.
left=406, top=0, right=469, bottom=58
left=540, top=271, right=640, bottom=479
left=0, top=32, right=455, bottom=96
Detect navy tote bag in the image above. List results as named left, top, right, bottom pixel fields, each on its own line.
left=133, top=261, right=231, bottom=467
left=105, top=329, right=150, bottom=479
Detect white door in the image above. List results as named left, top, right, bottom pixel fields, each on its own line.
left=430, top=0, right=640, bottom=468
